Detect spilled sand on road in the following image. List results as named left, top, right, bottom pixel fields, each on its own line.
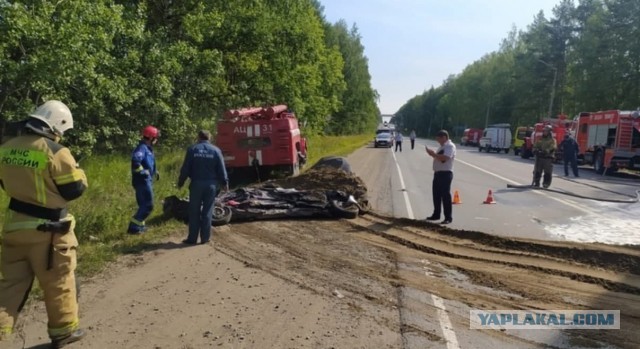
left=9, top=168, right=640, bottom=348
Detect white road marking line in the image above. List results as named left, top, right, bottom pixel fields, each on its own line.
left=391, top=149, right=414, bottom=219
left=431, top=294, right=461, bottom=349
left=455, top=157, right=604, bottom=216
left=395, top=149, right=460, bottom=348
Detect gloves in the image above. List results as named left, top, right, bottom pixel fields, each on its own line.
left=155, top=171, right=160, bottom=181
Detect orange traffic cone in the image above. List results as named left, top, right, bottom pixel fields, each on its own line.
left=452, top=190, right=462, bottom=204
left=483, top=190, right=496, bottom=204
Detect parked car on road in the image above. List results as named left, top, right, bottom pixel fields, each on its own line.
left=374, top=131, right=393, bottom=148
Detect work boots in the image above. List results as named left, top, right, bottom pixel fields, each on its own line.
left=543, top=173, right=552, bottom=188
left=51, top=329, right=86, bottom=348
left=532, top=172, right=542, bottom=187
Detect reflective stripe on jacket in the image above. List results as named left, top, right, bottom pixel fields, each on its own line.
left=0, top=134, right=87, bottom=227
left=131, top=140, right=155, bottom=186
left=534, top=136, right=557, bottom=157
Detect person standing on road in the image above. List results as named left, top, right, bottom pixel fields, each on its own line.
left=0, top=100, right=88, bottom=348
left=177, top=130, right=229, bottom=245
left=560, top=133, right=579, bottom=177
left=128, top=125, right=160, bottom=234
left=410, top=130, right=416, bottom=150
left=425, top=130, right=456, bottom=224
left=533, top=125, right=557, bottom=188
left=395, top=132, right=403, bottom=152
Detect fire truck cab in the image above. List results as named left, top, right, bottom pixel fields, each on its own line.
left=216, top=105, right=307, bottom=179
left=460, top=128, right=483, bottom=146
left=513, top=126, right=533, bottom=156
left=574, top=110, right=640, bottom=173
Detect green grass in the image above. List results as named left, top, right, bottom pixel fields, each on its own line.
left=304, top=133, right=373, bottom=170
left=0, top=133, right=373, bottom=277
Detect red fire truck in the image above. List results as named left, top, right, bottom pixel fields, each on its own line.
left=520, top=115, right=573, bottom=160
left=216, top=105, right=307, bottom=178
left=573, top=110, right=640, bottom=173
left=460, top=128, right=483, bottom=146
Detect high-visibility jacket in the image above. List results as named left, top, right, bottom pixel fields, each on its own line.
left=0, top=134, right=87, bottom=230
left=534, top=135, right=557, bottom=158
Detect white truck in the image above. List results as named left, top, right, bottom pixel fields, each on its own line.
left=479, top=123, right=512, bottom=153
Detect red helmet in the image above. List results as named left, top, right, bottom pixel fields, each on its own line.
left=142, top=125, right=159, bottom=139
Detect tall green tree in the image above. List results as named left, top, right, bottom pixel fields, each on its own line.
left=1, top=0, right=375, bottom=154
left=395, top=0, right=640, bottom=139
left=325, top=21, right=379, bottom=135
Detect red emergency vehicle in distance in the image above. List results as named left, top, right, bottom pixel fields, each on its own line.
left=216, top=105, right=307, bottom=179
left=573, top=110, right=640, bottom=173
left=520, top=114, right=573, bottom=160
left=460, top=128, right=483, bottom=146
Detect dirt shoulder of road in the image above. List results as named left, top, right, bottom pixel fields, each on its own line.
left=8, top=152, right=640, bottom=349
left=9, top=211, right=640, bottom=349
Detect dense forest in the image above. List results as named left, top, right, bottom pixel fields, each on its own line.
left=395, top=0, right=640, bottom=138
left=0, top=0, right=379, bottom=153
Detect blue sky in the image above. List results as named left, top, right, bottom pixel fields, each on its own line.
left=320, top=0, right=562, bottom=114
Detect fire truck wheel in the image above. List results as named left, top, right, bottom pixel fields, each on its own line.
left=329, top=200, right=359, bottom=219
left=212, top=205, right=232, bottom=226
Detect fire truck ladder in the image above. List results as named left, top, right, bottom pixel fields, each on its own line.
left=617, top=119, right=633, bottom=149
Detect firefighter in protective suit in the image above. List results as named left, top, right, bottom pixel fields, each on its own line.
left=127, top=125, right=159, bottom=234
left=0, top=100, right=88, bottom=348
left=533, top=125, right=557, bottom=188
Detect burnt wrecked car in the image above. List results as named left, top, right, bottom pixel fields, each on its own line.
left=163, top=187, right=368, bottom=226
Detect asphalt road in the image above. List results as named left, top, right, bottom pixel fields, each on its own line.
left=348, top=138, right=640, bottom=245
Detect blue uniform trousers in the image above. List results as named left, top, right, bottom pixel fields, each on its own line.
left=564, top=154, right=579, bottom=177
left=128, top=181, right=153, bottom=233
left=186, top=180, right=217, bottom=243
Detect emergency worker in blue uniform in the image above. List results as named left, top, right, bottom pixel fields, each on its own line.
left=177, top=130, right=228, bottom=244
left=559, top=133, right=579, bottom=177
left=128, top=126, right=160, bottom=234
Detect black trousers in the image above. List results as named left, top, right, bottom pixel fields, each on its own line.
left=564, top=154, right=579, bottom=176
left=410, top=139, right=415, bottom=149
left=395, top=141, right=402, bottom=152
left=432, top=171, right=453, bottom=220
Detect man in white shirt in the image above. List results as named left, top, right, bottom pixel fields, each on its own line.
left=425, top=130, right=456, bottom=224
left=394, top=132, right=403, bottom=152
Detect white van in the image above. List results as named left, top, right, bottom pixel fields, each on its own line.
left=479, top=124, right=512, bottom=153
